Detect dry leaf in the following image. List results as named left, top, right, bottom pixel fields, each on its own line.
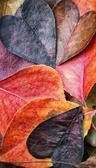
left=53, top=0, right=96, bottom=64
left=0, top=40, right=33, bottom=81
left=0, top=0, right=24, bottom=16
left=0, top=0, right=56, bottom=67
left=75, top=156, right=96, bottom=168
left=57, top=36, right=96, bottom=103
left=73, top=0, right=96, bottom=16
left=27, top=106, right=83, bottom=168
left=0, top=65, right=64, bottom=136
left=0, top=98, right=78, bottom=167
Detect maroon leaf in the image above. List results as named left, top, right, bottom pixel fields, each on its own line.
left=53, top=0, right=96, bottom=64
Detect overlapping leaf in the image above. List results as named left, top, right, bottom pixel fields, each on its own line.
left=0, top=0, right=24, bottom=16
left=0, top=98, right=79, bottom=167
left=57, top=36, right=96, bottom=103
left=0, top=0, right=96, bottom=67
left=73, top=0, right=96, bottom=15
left=83, top=107, right=96, bottom=137
left=0, top=40, right=33, bottom=81
left=0, top=65, right=64, bottom=136
left=27, top=106, right=84, bottom=168
left=86, top=84, right=96, bottom=109
left=75, top=156, right=96, bottom=168
left=0, top=162, right=23, bottom=168
left=54, top=0, right=96, bottom=64
left=45, top=0, right=61, bottom=8
left=0, top=0, right=56, bottom=67
left=0, top=0, right=96, bottom=167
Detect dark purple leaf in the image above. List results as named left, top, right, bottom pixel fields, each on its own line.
left=27, top=107, right=84, bottom=167
left=0, top=162, right=23, bottom=168
left=44, top=0, right=61, bottom=8
left=0, top=0, right=56, bottom=67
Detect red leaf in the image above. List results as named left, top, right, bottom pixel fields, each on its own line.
left=56, top=36, right=96, bottom=103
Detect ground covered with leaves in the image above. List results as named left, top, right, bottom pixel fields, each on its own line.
left=0, top=0, right=96, bottom=168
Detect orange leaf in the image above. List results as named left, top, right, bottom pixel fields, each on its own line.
left=83, top=107, right=96, bottom=137
left=0, top=98, right=78, bottom=167
left=0, top=65, right=64, bottom=136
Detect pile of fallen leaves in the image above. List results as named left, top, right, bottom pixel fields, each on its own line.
left=0, top=0, right=96, bottom=168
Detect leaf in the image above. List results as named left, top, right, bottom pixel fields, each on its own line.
left=53, top=0, right=96, bottom=64
left=0, top=40, right=33, bottom=81
left=27, top=106, right=84, bottom=168
left=73, top=0, right=96, bottom=16
left=86, top=114, right=96, bottom=147
left=0, top=0, right=56, bottom=67
left=83, top=107, right=96, bottom=137
left=0, top=0, right=24, bottom=16
left=56, top=36, right=96, bottom=103
left=86, top=84, right=96, bottom=109
left=0, top=65, right=64, bottom=136
left=45, top=0, right=60, bottom=8
left=75, top=156, right=96, bottom=168
left=0, top=98, right=78, bottom=167
left=84, top=57, right=96, bottom=100
left=0, top=162, right=23, bottom=168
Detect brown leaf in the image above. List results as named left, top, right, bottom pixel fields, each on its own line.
left=53, top=0, right=96, bottom=64
left=0, top=0, right=24, bottom=16
left=75, top=156, right=96, bottom=168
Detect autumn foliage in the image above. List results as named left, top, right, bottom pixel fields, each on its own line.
left=0, top=0, right=96, bottom=167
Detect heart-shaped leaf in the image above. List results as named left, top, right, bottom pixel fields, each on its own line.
left=27, top=106, right=84, bottom=167
left=1, top=0, right=96, bottom=67
left=0, top=98, right=78, bottom=167
left=0, top=40, right=33, bottom=81
left=0, top=0, right=56, bottom=67
left=57, top=36, right=96, bottom=103
left=0, top=65, right=64, bottom=136
left=73, top=0, right=96, bottom=16
left=54, top=0, right=96, bottom=64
